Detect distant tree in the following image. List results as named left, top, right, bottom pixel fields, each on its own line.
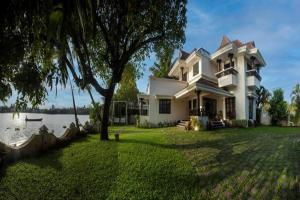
left=114, top=63, right=141, bottom=103
left=291, top=83, right=300, bottom=124
left=256, top=86, right=271, bottom=123
left=149, top=46, right=174, bottom=78
left=268, top=88, right=288, bottom=125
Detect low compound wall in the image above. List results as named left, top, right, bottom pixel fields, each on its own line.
left=0, top=123, right=83, bottom=165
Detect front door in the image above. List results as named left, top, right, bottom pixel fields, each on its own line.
left=203, top=98, right=217, bottom=119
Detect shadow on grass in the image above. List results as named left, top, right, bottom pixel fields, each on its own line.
left=120, top=128, right=300, bottom=199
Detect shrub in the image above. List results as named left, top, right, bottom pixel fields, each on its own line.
left=231, top=119, right=248, bottom=128
left=190, top=116, right=203, bottom=131
left=135, top=115, right=140, bottom=127
left=268, top=88, right=288, bottom=125
left=137, top=120, right=177, bottom=128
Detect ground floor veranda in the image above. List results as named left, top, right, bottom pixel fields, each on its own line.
left=138, top=81, right=257, bottom=125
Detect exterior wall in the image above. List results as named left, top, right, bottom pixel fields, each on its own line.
left=141, top=77, right=189, bottom=125
left=230, top=55, right=248, bottom=120
left=187, top=59, right=201, bottom=83
left=147, top=97, right=189, bottom=124
left=200, top=56, right=217, bottom=80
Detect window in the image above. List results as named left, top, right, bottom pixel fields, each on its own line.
left=192, top=99, right=197, bottom=109
left=182, top=72, right=187, bottom=81
left=224, top=63, right=230, bottom=69
left=193, top=62, right=199, bottom=76
left=249, top=97, right=254, bottom=120
left=225, top=97, right=236, bottom=119
left=159, top=99, right=171, bottom=114
left=189, top=100, right=192, bottom=110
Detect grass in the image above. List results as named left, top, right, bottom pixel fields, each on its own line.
left=1, top=126, right=300, bottom=199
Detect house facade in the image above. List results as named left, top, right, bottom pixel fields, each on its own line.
left=137, top=36, right=266, bottom=127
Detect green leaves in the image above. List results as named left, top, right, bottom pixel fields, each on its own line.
left=268, top=88, right=288, bottom=125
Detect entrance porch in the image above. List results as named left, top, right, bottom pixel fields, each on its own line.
left=174, top=79, right=235, bottom=129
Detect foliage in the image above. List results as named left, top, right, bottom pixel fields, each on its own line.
left=268, top=88, right=288, bottom=125
left=231, top=119, right=248, bottom=128
left=256, top=85, right=271, bottom=123
left=137, top=120, right=177, bottom=128
left=114, top=63, right=141, bottom=103
left=0, top=0, right=187, bottom=140
left=149, top=46, right=174, bottom=78
left=89, top=102, right=102, bottom=123
left=190, top=116, right=203, bottom=130
left=291, top=83, right=300, bottom=125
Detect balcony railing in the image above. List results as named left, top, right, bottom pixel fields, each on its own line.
left=215, top=67, right=238, bottom=78
left=246, top=69, right=261, bottom=81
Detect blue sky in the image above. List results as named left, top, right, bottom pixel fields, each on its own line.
left=3, top=0, right=300, bottom=108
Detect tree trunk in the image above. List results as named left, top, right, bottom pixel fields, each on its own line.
left=100, top=83, right=116, bottom=140
left=70, top=79, right=79, bottom=129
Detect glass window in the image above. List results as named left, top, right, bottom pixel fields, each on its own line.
left=193, top=62, right=199, bottom=76
left=249, top=98, right=254, bottom=120
left=159, top=99, right=171, bottom=114
left=225, top=97, right=236, bottom=119
left=182, top=72, right=187, bottom=81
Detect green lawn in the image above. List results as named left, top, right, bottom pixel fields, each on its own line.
left=1, top=126, right=300, bottom=199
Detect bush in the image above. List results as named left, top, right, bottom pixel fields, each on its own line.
left=268, top=88, right=288, bottom=125
left=190, top=116, right=203, bottom=131
left=137, top=120, right=177, bottom=128
left=231, top=119, right=248, bottom=128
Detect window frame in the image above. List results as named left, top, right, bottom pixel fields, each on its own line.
left=193, top=62, right=199, bottom=76
left=159, top=99, right=171, bottom=114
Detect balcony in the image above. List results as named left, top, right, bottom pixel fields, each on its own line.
left=246, top=69, right=261, bottom=88
left=215, top=67, right=238, bottom=87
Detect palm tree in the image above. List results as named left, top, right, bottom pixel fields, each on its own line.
left=291, top=83, right=300, bottom=124
left=256, top=86, right=271, bottom=108
left=150, top=47, right=174, bottom=78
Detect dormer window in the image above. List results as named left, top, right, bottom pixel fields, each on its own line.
left=193, top=62, right=199, bottom=76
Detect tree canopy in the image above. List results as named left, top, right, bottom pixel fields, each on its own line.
left=114, top=63, right=140, bottom=103
left=0, top=0, right=187, bottom=140
left=291, top=83, right=300, bottom=124
left=149, top=46, right=174, bottom=78
left=268, top=88, right=288, bottom=125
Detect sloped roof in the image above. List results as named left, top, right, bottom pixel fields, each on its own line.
left=179, top=50, right=190, bottom=60
left=217, top=35, right=256, bottom=50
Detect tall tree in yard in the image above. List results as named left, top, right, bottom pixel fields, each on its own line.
left=114, top=63, right=141, bottom=103
left=150, top=46, right=174, bottom=78
left=268, top=88, right=288, bottom=125
left=0, top=1, right=187, bottom=140
left=291, top=83, right=300, bottom=124
left=256, top=86, right=271, bottom=123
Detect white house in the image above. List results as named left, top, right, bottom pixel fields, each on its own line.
left=137, top=36, right=266, bottom=128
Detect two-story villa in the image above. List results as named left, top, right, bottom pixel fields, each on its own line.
left=137, top=36, right=266, bottom=128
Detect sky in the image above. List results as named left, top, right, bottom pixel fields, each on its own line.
left=2, top=0, right=300, bottom=108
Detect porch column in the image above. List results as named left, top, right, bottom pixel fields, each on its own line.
left=196, top=90, right=201, bottom=116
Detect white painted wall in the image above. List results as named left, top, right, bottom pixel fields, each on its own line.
left=230, top=55, right=248, bottom=120
left=140, top=77, right=189, bottom=124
